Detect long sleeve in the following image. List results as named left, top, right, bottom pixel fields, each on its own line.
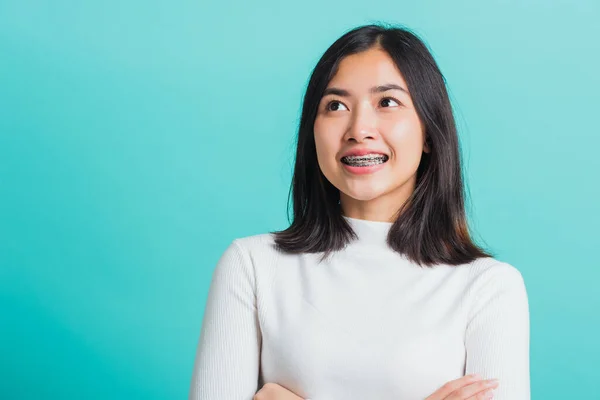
left=464, top=262, right=531, bottom=400
left=189, top=239, right=262, bottom=400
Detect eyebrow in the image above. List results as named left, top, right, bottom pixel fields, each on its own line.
left=322, top=83, right=409, bottom=98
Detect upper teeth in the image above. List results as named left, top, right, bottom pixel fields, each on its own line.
left=343, top=153, right=387, bottom=161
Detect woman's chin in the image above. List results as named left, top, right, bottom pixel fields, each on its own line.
left=340, top=187, right=388, bottom=202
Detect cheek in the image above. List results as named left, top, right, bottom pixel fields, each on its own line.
left=314, top=137, right=338, bottom=174
left=313, top=122, right=341, bottom=163
left=385, top=117, right=424, bottom=156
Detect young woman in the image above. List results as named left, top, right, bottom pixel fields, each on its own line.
left=189, top=24, right=530, bottom=400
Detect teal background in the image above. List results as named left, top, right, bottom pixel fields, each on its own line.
left=1, top=0, right=598, bottom=398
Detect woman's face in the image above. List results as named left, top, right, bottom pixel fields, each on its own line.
left=313, top=47, right=430, bottom=221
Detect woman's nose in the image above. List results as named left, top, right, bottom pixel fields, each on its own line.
left=345, top=105, right=378, bottom=142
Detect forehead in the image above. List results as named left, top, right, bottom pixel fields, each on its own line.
left=327, top=48, right=407, bottom=90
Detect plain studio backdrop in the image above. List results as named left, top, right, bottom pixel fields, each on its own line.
left=1, top=0, right=598, bottom=399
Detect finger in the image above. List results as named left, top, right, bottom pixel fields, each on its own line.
left=465, top=387, right=496, bottom=400
left=425, top=374, right=482, bottom=400
left=448, top=379, right=499, bottom=399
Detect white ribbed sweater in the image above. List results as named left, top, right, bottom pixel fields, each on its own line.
left=189, top=216, right=530, bottom=400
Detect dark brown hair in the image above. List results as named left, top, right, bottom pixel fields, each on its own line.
left=271, top=23, right=493, bottom=267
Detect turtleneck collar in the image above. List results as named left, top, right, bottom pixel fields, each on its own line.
left=342, top=215, right=393, bottom=247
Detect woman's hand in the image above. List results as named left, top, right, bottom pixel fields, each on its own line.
left=425, top=374, right=500, bottom=400
left=253, top=383, right=305, bottom=400
left=254, top=375, right=498, bottom=400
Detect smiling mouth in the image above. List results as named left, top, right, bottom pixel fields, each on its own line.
left=340, top=154, right=389, bottom=167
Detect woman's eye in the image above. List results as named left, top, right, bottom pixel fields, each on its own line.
left=380, top=97, right=400, bottom=107
left=324, top=98, right=399, bottom=112
left=326, top=101, right=348, bottom=112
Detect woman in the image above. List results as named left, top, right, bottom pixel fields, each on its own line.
left=189, top=23, right=530, bottom=400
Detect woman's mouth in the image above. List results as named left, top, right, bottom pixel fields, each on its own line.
left=340, top=154, right=389, bottom=167
left=340, top=154, right=389, bottom=175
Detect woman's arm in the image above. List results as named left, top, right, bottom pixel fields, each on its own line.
left=464, top=262, right=531, bottom=399
left=189, top=239, right=261, bottom=400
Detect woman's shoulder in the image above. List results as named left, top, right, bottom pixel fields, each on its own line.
left=229, top=231, right=277, bottom=254
left=469, top=256, right=524, bottom=276
left=220, top=232, right=283, bottom=273
left=462, top=257, right=530, bottom=329
left=465, top=256, right=528, bottom=295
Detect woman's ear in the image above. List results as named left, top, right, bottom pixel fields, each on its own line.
left=423, top=136, right=432, bottom=153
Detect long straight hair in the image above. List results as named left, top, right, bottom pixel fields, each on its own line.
left=271, top=23, right=492, bottom=267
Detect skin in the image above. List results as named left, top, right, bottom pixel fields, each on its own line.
left=313, top=46, right=431, bottom=223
